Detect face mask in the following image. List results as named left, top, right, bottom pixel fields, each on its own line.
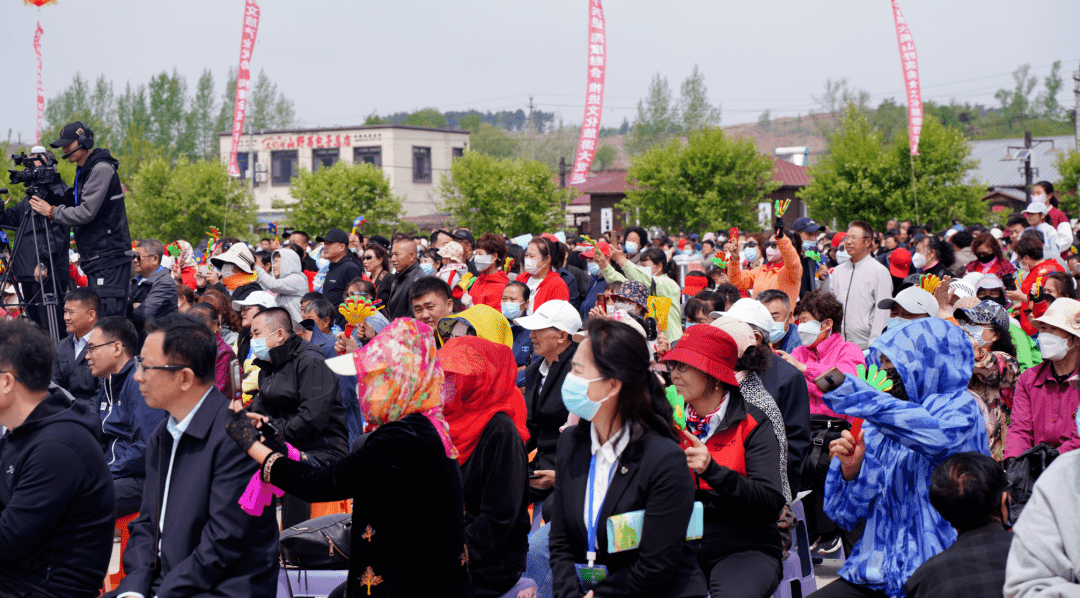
left=419, top=262, right=434, bottom=275
left=1032, top=193, right=1047, bottom=204
left=1038, top=332, right=1071, bottom=361
left=743, top=248, right=759, bottom=263
left=766, top=246, right=781, bottom=263
left=614, top=302, right=635, bottom=313
left=798, top=320, right=823, bottom=347
left=802, top=240, right=817, bottom=252
left=961, top=323, right=988, bottom=345
left=911, top=252, right=928, bottom=269
left=524, top=258, right=542, bottom=276
left=473, top=254, right=494, bottom=271
left=976, top=253, right=996, bottom=264
left=682, top=248, right=694, bottom=256
left=624, top=241, right=639, bottom=255
left=836, top=249, right=851, bottom=264
left=250, top=337, right=271, bottom=361
left=587, top=261, right=601, bottom=277
left=769, top=321, right=786, bottom=343
left=501, top=302, right=522, bottom=321
left=561, top=373, right=609, bottom=421
left=888, top=317, right=913, bottom=333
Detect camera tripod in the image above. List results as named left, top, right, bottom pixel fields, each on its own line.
left=0, top=187, right=65, bottom=343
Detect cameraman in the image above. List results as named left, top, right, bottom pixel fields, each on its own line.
left=30, top=121, right=132, bottom=318
left=0, top=147, right=70, bottom=331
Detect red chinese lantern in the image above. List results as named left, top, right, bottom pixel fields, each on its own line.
left=24, top=0, right=58, bottom=6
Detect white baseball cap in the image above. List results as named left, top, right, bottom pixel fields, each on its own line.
left=877, top=286, right=937, bottom=316
left=949, top=280, right=976, bottom=300
left=231, top=290, right=277, bottom=311
left=710, top=298, right=773, bottom=333
left=710, top=316, right=754, bottom=357
left=1023, top=202, right=1049, bottom=215
left=514, top=300, right=582, bottom=334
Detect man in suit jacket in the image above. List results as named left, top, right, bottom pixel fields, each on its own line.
left=387, top=239, right=425, bottom=321
left=53, top=287, right=101, bottom=406
left=127, top=238, right=178, bottom=338
left=109, top=314, right=278, bottom=598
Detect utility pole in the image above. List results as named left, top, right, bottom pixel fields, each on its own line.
left=1073, top=65, right=1080, bottom=152
left=1024, top=131, right=1033, bottom=202
left=559, top=156, right=566, bottom=189
left=528, top=94, right=535, bottom=160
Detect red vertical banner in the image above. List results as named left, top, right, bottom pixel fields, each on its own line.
left=34, top=22, right=44, bottom=144
left=890, top=0, right=922, bottom=155
left=228, top=0, right=260, bottom=177
left=570, top=0, right=606, bottom=185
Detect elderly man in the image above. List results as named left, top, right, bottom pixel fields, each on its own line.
left=128, top=238, right=178, bottom=338
left=388, top=238, right=425, bottom=321
left=110, top=314, right=277, bottom=597
left=831, top=221, right=893, bottom=349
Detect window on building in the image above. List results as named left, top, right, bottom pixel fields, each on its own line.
left=413, top=146, right=432, bottom=184
left=271, top=150, right=298, bottom=186
left=354, top=146, right=382, bottom=167
left=452, top=147, right=464, bottom=159
left=236, top=152, right=249, bottom=179
left=312, top=148, right=339, bottom=172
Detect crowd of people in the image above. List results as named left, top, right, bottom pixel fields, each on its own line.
left=0, top=124, right=1079, bottom=598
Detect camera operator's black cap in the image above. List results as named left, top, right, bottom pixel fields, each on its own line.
left=50, top=121, right=90, bottom=148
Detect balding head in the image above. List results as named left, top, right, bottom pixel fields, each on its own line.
left=391, top=239, right=417, bottom=272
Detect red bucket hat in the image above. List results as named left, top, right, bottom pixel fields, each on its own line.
left=661, top=325, right=738, bottom=386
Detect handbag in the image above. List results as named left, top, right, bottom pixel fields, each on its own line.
left=1003, top=443, right=1059, bottom=522
left=800, top=415, right=851, bottom=491
left=279, top=513, right=352, bottom=570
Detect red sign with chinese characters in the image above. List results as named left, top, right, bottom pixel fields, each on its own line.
left=570, top=0, right=606, bottom=185
left=33, top=22, right=44, bottom=144
left=260, top=133, right=353, bottom=151
left=891, top=0, right=922, bottom=155
left=228, top=0, right=260, bottom=176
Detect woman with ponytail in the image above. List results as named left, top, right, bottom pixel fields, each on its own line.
left=548, top=317, right=706, bottom=598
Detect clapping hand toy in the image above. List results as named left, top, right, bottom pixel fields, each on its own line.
left=165, top=242, right=181, bottom=259
left=458, top=272, right=476, bottom=291
left=338, top=295, right=382, bottom=353
left=918, top=273, right=942, bottom=294
left=711, top=251, right=728, bottom=269
left=857, top=364, right=894, bottom=392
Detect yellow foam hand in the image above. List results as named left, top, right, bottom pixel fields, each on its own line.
left=918, top=274, right=942, bottom=294
left=339, top=295, right=381, bottom=325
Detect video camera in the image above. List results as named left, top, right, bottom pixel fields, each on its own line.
left=7, top=149, right=67, bottom=206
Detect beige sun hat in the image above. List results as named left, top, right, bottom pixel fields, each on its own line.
left=1033, top=297, right=1080, bottom=339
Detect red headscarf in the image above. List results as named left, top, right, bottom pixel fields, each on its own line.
left=438, top=336, right=530, bottom=465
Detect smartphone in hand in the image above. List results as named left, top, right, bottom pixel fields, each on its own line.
left=814, top=367, right=846, bottom=393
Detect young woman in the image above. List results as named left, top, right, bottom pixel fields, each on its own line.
left=361, top=243, right=392, bottom=305
left=549, top=318, right=707, bottom=598
left=468, top=233, right=510, bottom=310
left=517, top=236, right=570, bottom=314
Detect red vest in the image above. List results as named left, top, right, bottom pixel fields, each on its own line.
left=683, top=413, right=759, bottom=490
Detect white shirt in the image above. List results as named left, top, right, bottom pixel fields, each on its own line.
left=73, top=330, right=92, bottom=357
left=538, top=359, right=551, bottom=393
left=525, top=275, right=542, bottom=314
left=832, top=254, right=893, bottom=350
left=583, top=424, right=630, bottom=553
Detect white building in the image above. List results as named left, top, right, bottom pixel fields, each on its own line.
left=217, top=124, right=470, bottom=219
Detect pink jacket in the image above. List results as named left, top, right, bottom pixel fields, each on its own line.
left=792, top=333, right=866, bottom=423
left=1005, top=361, right=1080, bottom=459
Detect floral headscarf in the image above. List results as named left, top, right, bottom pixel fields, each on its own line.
left=175, top=239, right=197, bottom=269
left=438, top=241, right=464, bottom=263
left=352, top=318, right=458, bottom=459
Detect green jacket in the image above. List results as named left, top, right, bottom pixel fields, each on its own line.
left=601, top=261, right=683, bottom=342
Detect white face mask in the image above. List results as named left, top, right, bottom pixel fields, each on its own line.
left=836, top=248, right=851, bottom=264
left=524, top=258, right=542, bottom=276
left=614, top=301, right=634, bottom=313
left=798, top=320, right=824, bottom=347
left=961, top=323, right=989, bottom=346
left=1038, top=332, right=1072, bottom=361
left=1032, top=193, right=1048, bottom=204
left=911, top=252, right=928, bottom=269
left=473, top=254, right=494, bottom=271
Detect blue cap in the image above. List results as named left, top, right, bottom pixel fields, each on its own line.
left=792, top=217, right=825, bottom=233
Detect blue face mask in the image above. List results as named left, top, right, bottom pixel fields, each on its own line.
left=250, top=337, right=271, bottom=361
left=501, top=302, right=523, bottom=321
left=624, top=241, right=639, bottom=255
left=887, top=317, right=912, bottom=332
left=561, top=373, right=609, bottom=421
left=316, top=258, right=330, bottom=271
left=587, top=261, right=601, bottom=277
left=419, top=262, right=434, bottom=275
left=802, top=240, right=817, bottom=252
left=770, top=321, right=786, bottom=343
left=743, top=248, right=759, bottom=263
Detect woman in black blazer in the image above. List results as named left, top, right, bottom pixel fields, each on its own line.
left=548, top=318, right=707, bottom=598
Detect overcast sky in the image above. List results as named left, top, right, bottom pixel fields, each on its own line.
left=0, top=0, right=1076, bottom=142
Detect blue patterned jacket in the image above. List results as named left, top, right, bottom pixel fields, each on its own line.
left=822, top=318, right=990, bottom=598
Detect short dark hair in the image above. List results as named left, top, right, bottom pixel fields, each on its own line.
left=1006, top=215, right=1027, bottom=229
left=304, top=298, right=336, bottom=322
left=95, top=316, right=138, bottom=357
left=713, top=283, right=742, bottom=311
left=1015, top=230, right=1045, bottom=260
left=177, top=283, right=196, bottom=306
left=431, top=229, right=454, bottom=244
left=682, top=297, right=712, bottom=322
left=951, top=230, right=974, bottom=249
left=794, top=290, right=844, bottom=334
left=301, top=291, right=326, bottom=306
left=66, top=287, right=101, bottom=315
left=409, top=276, right=453, bottom=303
left=187, top=303, right=219, bottom=331
left=1045, top=271, right=1076, bottom=300
left=347, top=278, right=376, bottom=297
left=756, top=289, right=790, bottom=313
left=848, top=221, right=874, bottom=238
left=290, top=230, right=310, bottom=244
left=506, top=280, right=530, bottom=302
left=137, top=238, right=164, bottom=262
left=0, top=319, right=54, bottom=391
left=929, top=452, right=1008, bottom=532
left=144, top=314, right=216, bottom=384
left=693, top=290, right=727, bottom=314
left=253, top=306, right=293, bottom=333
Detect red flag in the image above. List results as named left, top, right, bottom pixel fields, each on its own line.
left=569, top=0, right=606, bottom=185
left=890, top=0, right=922, bottom=155
left=228, top=0, right=260, bottom=177
left=34, top=22, right=44, bottom=144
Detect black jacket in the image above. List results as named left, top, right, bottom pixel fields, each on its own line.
left=0, top=390, right=115, bottom=598
left=52, top=149, right=132, bottom=274
left=0, top=185, right=69, bottom=280
left=523, top=343, right=578, bottom=474
left=904, top=522, right=1013, bottom=598
left=112, top=387, right=279, bottom=598
left=549, top=424, right=708, bottom=598
left=323, top=258, right=365, bottom=322
left=461, top=412, right=530, bottom=598
left=251, top=333, right=348, bottom=460
left=387, top=262, right=425, bottom=321
left=269, top=413, right=471, bottom=598
left=127, top=266, right=179, bottom=335
left=758, top=354, right=811, bottom=496
left=52, top=333, right=99, bottom=406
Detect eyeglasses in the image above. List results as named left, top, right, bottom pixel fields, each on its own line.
left=667, top=362, right=691, bottom=373
left=86, top=340, right=118, bottom=355
left=134, top=355, right=188, bottom=375
left=0, top=370, right=22, bottom=384
left=132, top=254, right=144, bottom=262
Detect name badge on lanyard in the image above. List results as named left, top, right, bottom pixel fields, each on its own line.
left=576, top=453, right=615, bottom=592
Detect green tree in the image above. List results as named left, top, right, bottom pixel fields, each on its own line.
left=403, top=108, right=447, bottom=128
left=179, top=69, right=218, bottom=160
left=626, top=73, right=678, bottom=155
left=994, top=64, right=1038, bottom=124
left=798, top=104, right=987, bottom=231
left=1036, top=60, right=1064, bottom=120
left=42, top=73, right=115, bottom=149
left=277, top=161, right=403, bottom=237
left=677, top=64, right=720, bottom=132
left=467, top=122, right=518, bottom=159
left=810, top=78, right=869, bottom=138
left=146, top=70, right=187, bottom=155
left=594, top=144, right=617, bottom=171
left=127, top=157, right=257, bottom=242
left=215, top=68, right=298, bottom=140
left=1054, top=149, right=1080, bottom=215
left=620, top=128, right=778, bottom=233
left=438, top=152, right=565, bottom=237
